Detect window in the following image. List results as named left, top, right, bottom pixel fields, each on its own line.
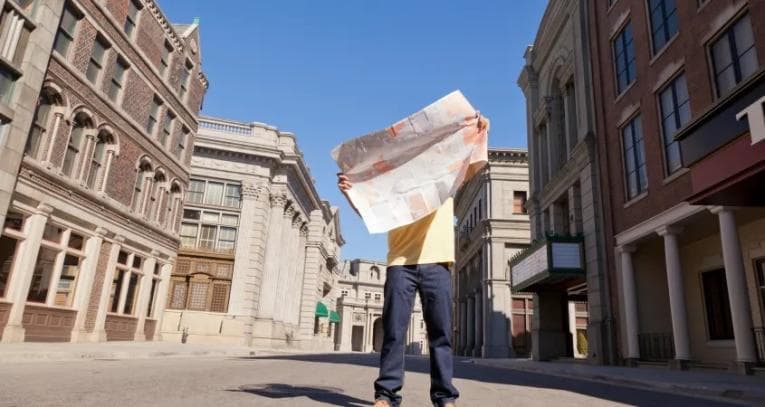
left=0, top=212, right=23, bottom=298
left=146, top=97, right=161, bottom=135
left=341, top=290, right=348, bottom=297
left=648, top=0, right=678, bottom=53
left=613, top=21, right=636, bottom=94
left=658, top=74, right=690, bottom=174
left=180, top=209, right=239, bottom=253
left=54, top=4, right=78, bottom=56
left=179, top=59, right=192, bottom=100
left=223, top=184, right=241, bottom=208
left=124, top=0, right=140, bottom=37
left=107, top=57, right=128, bottom=102
left=364, top=292, right=371, bottom=301
left=86, top=132, right=110, bottom=190
left=511, top=296, right=534, bottom=356
left=710, top=14, right=759, bottom=97
left=622, top=115, right=647, bottom=199
left=176, top=127, right=189, bottom=159
left=131, top=160, right=152, bottom=213
left=702, top=269, right=734, bottom=340
left=25, top=92, right=54, bottom=159
left=513, top=191, right=527, bottom=214
left=160, top=40, right=172, bottom=77
left=109, top=251, right=143, bottom=315
left=374, top=293, right=382, bottom=302
left=160, top=110, right=174, bottom=147
left=168, top=257, right=233, bottom=313
left=204, top=182, right=224, bottom=206
left=62, top=115, right=89, bottom=177
left=26, top=224, right=85, bottom=307
left=187, top=180, right=204, bottom=204
left=86, top=36, right=108, bottom=83
left=0, top=4, right=33, bottom=101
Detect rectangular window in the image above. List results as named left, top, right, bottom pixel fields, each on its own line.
left=62, top=123, right=84, bottom=177
left=198, top=225, right=216, bottom=249
left=169, top=278, right=188, bottom=309
left=710, top=14, right=759, bottom=97
left=109, top=269, right=125, bottom=312
left=160, top=40, right=172, bottom=77
left=622, top=115, right=647, bottom=199
left=648, top=0, right=678, bottom=53
left=513, top=191, right=528, bottom=214
left=107, top=57, right=128, bottom=102
left=0, top=67, right=16, bottom=103
left=176, top=127, right=188, bottom=159
left=220, top=214, right=238, bottom=227
left=218, top=227, right=236, bottom=251
left=179, top=59, right=192, bottom=100
left=702, top=269, right=734, bottom=340
left=146, top=278, right=158, bottom=317
left=54, top=254, right=80, bottom=307
left=180, top=222, right=197, bottom=249
left=187, top=180, right=205, bottom=204
left=613, top=21, right=636, bottom=94
left=658, top=74, right=690, bottom=174
left=223, top=184, right=241, bottom=208
left=124, top=0, right=140, bottom=37
left=123, top=272, right=139, bottom=315
left=86, top=36, right=108, bottom=83
left=210, top=282, right=230, bottom=313
left=160, top=110, right=174, bottom=147
left=204, top=182, right=224, bottom=206
left=0, top=234, right=19, bottom=298
left=54, top=5, right=78, bottom=56
left=146, top=97, right=161, bottom=135
left=188, top=280, right=208, bottom=310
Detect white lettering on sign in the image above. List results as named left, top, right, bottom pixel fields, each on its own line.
left=512, top=245, right=548, bottom=288
left=737, top=95, right=765, bottom=146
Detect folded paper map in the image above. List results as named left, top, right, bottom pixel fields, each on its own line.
left=331, top=90, right=489, bottom=233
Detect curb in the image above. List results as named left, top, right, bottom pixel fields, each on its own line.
left=468, top=359, right=763, bottom=405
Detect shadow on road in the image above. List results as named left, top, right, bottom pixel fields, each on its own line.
left=229, top=383, right=369, bottom=406
left=233, top=353, right=739, bottom=407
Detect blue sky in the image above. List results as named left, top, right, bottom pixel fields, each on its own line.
left=161, top=0, right=547, bottom=262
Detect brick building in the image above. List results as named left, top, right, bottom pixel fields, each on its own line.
left=453, top=148, right=538, bottom=358
left=162, top=116, right=344, bottom=351
left=0, top=0, right=207, bottom=343
left=516, top=0, right=609, bottom=363
left=589, top=0, right=765, bottom=373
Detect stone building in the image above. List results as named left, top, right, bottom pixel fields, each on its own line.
left=516, top=0, right=609, bottom=363
left=161, top=115, right=344, bottom=351
left=455, top=148, right=565, bottom=359
left=588, top=0, right=765, bottom=373
left=336, top=259, right=427, bottom=354
left=0, top=0, right=207, bottom=343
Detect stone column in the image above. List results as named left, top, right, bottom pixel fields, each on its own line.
left=568, top=184, right=583, bottom=235
left=281, top=212, right=302, bottom=327
left=77, top=133, right=96, bottom=183
left=288, top=224, right=308, bottom=327
left=618, top=245, right=640, bottom=363
left=134, top=252, right=159, bottom=341
left=99, top=150, right=115, bottom=193
left=45, top=229, right=71, bottom=307
left=1, top=203, right=52, bottom=343
left=711, top=207, right=757, bottom=373
left=339, top=304, right=352, bottom=351
left=273, top=204, right=296, bottom=333
left=466, top=296, right=475, bottom=352
left=257, top=192, right=287, bottom=321
left=43, top=112, right=64, bottom=168
left=70, top=227, right=108, bottom=342
left=656, top=226, right=691, bottom=366
left=459, top=300, right=467, bottom=355
left=474, top=293, right=483, bottom=357
left=297, top=210, right=324, bottom=340
left=116, top=254, right=133, bottom=314
left=153, top=262, right=173, bottom=341
left=90, top=235, right=124, bottom=342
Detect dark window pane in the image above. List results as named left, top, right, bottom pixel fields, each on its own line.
left=702, top=269, right=734, bottom=340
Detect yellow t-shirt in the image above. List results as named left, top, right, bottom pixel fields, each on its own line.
left=387, top=198, right=455, bottom=266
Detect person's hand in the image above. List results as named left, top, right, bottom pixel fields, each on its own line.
left=337, top=172, right=352, bottom=194
left=477, top=114, right=488, bottom=132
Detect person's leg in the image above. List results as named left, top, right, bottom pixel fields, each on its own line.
left=374, top=265, right=417, bottom=406
left=419, top=263, right=459, bottom=406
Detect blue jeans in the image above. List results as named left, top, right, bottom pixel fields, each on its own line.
left=374, top=263, right=459, bottom=407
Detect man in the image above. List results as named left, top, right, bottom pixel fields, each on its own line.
left=337, top=116, right=487, bottom=407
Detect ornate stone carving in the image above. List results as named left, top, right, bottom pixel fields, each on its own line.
left=269, top=193, right=287, bottom=209
left=292, top=214, right=304, bottom=228
left=284, top=204, right=296, bottom=219
left=300, top=225, right=309, bottom=237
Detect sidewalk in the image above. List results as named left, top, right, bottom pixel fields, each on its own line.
left=0, top=341, right=284, bottom=363
left=469, top=358, right=765, bottom=405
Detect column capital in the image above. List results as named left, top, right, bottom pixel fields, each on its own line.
left=35, top=203, right=54, bottom=216
left=284, top=204, right=296, bottom=219
left=94, top=227, right=109, bottom=237
left=708, top=205, right=737, bottom=215
left=292, top=215, right=304, bottom=228
left=617, top=244, right=637, bottom=254
left=300, top=225, right=309, bottom=237
left=269, top=193, right=288, bottom=208
left=113, top=234, right=126, bottom=244
left=150, top=249, right=161, bottom=257
left=656, top=225, right=683, bottom=237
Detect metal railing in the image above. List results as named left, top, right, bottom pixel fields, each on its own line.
left=638, top=332, right=674, bottom=361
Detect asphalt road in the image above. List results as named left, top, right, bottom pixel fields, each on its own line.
left=0, top=352, right=747, bottom=406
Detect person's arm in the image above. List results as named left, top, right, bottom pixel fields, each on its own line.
left=462, top=114, right=490, bottom=183
left=337, top=172, right=361, bottom=217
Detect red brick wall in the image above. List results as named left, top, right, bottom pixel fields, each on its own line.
left=590, top=0, right=765, bottom=236
left=121, top=69, right=153, bottom=130
left=70, top=19, right=97, bottom=76
left=84, top=241, right=113, bottom=332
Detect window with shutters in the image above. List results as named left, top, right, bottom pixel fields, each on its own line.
left=169, top=278, right=187, bottom=309
left=210, top=283, right=230, bottom=313
left=169, top=256, right=233, bottom=313
left=188, top=278, right=208, bottom=311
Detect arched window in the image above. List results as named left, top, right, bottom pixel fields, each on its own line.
left=25, top=86, right=64, bottom=161
left=148, top=170, right=166, bottom=221
left=167, top=181, right=183, bottom=231
left=131, top=158, right=153, bottom=214
left=86, top=130, right=116, bottom=191
left=62, top=112, right=94, bottom=178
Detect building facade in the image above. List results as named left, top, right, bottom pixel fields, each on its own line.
left=0, top=0, right=207, bottom=343
left=517, top=0, right=611, bottom=363
left=589, top=0, right=765, bottom=373
left=161, top=115, right=344, bottom=351
left=453, top=148, right=533, bottom=358
left=336, top=259, right=427, bottom=354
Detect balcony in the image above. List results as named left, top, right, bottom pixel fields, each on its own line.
left=509, top=234, right=585, bottom=293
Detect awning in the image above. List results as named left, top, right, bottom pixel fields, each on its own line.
left=315, top=302, right=329, bottom=318
left=509, top=234, right=586, bottom=293
left=329, top=311, right=341, bottom=323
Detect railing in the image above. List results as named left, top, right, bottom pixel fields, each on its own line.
left=199, top=118, right=252, bottom=136
left=638, top=332, right=674, bottom=361
left=754, top=327, right=765, bottom=365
